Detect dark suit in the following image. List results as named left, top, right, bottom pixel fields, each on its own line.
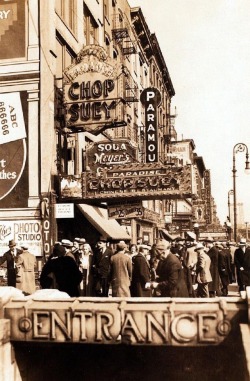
left=235, top=247, right=246, bottom=291
left=218, top=248, right=231, bottom=296
left=156, top=253, right=184, bottom=297
left=0, top=248, right=22, bottom=287
left=40, top=255, right=82, bottom=297
left=130, top=253, right=151, bottom=297
left=92, top=247, right=113, bottom=296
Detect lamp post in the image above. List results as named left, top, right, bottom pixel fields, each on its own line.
left=245, top=222, right=248, bottom=240
left=232, top=143, right=250, bottom=242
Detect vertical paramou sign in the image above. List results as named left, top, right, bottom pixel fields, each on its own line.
left=140, top=87, right=161, bottom=163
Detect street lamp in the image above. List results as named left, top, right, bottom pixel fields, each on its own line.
left=232, top=143, right=250, bottom=242
left=245, top=222, right=248, bottom=240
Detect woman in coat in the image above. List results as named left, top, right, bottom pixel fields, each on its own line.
left=16, top=244, right=36, bottom=295
left=79, top=243, right=94, bottom=296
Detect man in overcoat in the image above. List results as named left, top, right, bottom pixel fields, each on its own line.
left=16, top=244, right=37, bottom=295
left=0, top=239, right=22, bottom=287
left=110, top=241, right=132, bottom=297
left=195, top=242, right=212, bottom=298
left=205, top=238, right=220, bottom=297
left=92, top=238, right=113, bottom=297
left=130, top=245, right=151, bottom=297
left=235, top=238, right=248, bottom=292
left=150, top=239, right=187, bottom=297
left=218, top=243, right=231, bottom=296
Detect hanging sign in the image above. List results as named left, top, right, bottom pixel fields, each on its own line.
left=140, top=87, right=161, bottom=163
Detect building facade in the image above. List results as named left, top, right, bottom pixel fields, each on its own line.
left=0, top=0, right=219, bottom=260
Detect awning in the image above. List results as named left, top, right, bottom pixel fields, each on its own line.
left=77, top=204, right=131, bottom=241
left=159, top=229, right=177, bottom=242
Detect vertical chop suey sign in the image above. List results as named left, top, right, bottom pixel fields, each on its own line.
left=63, top=45, right=127, bottom=135
left=0, top=92, right=27, bottom=200
left=140, top=88, right=161, bottom=163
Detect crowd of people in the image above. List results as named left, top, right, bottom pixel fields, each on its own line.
left=1, top=235, right=250, bottom=298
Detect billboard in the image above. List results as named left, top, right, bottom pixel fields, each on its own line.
left=0, top=0, right=26, bottom=60
left=0, top=92, right=27, bottom=202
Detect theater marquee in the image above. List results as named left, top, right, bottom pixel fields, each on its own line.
left=59, top=164, right=193, bottom=201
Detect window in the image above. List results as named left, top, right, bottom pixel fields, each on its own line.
left=84, top=4, right=99, bottom=45
left=55, top=0, right=76, bottom=34
left=56, top=35, right=76, bottom=88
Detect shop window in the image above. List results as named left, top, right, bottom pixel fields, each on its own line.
left=84, top=4, right=99, bottom=45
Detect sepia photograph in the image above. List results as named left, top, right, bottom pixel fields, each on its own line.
left=0, top=1, right=250, bottom=380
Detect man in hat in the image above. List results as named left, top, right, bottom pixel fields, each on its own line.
left=235, top=238, right=250, bottom=291
left=204, top=238, right=220, bottom=297
left=110, top=241, right=132, bottom=297
left=92, top=238, right=113, bottom=297
left=149, top=239, right=188, bottom=297
left=61, top=239, right=76, bottom=261
left=40, top=240, right=82, bottom=297
left=0, top=239, right=22, bottom=287
left=195, top=242, right=212, bottom=298
left=16, top=244, right=37, bottom=295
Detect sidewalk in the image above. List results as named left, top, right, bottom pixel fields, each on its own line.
left=228, top=282, right=240, bottom=297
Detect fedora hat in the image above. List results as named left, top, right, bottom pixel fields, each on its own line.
left=116, top=241, right=127, bottom=250
left=8, top=239, right=16, bottom=247
left=238, top=238, right=247, bottom=245
left=195, top=243, right=205, bottom=252
left=61, top=239, right=73, bottom=248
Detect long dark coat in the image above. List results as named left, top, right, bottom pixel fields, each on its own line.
left=234, top=247, right=246, bottom=290
left=0, top=248, right=22, bottom=287
left=156, top=253, right=187, bottom=297
left=206, top=246, right=220, bottom=293
left=130, top=253, right=151, bottom=297
left=40, top=256, right=82, bottom=297
left=218, top=248, right=231, bottom=288
left=241, top=247, right=250, bottom=287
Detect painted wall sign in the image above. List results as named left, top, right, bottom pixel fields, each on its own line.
left=0, top=0, right=25, bottom=60
left=63, top=45, right=128, bottom=134
left=140, top=87, right=161, bottom=163
left=0, top=92, right=27, bottom=201
left=0, top=220, right=42, bottom=256
left=3, top=298, right=238, bottom=346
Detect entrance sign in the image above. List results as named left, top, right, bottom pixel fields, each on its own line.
left=3, top=298, right=241, bottom=346
left=59, top=163, right=193, bottom=201
left=140, top=87, right=161, bottom=163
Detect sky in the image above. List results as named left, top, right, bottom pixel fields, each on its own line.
left=128, top=0, right=250, bottom=225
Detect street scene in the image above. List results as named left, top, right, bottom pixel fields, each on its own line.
left=0, top=1, right=250, bottom=380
